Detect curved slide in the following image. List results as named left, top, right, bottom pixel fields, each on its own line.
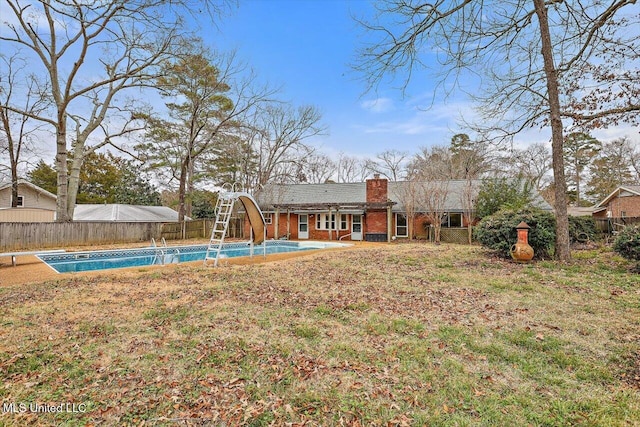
left=234, top=192, right=266, bottom=245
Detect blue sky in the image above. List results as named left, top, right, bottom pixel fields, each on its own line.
left=210, top=0, right=639, bottom=160
left=212, top=0, right=472, bottom=159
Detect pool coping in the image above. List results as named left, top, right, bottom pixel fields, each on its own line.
left=36, top=240, right=352, bottom=273
left=1, top=239, right=365, bottom=286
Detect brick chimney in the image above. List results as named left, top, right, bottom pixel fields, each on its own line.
left=366, top=174, right=388, bottom=204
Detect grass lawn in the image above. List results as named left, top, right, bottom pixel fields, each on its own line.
left=1, top=243, right=639, bottom=426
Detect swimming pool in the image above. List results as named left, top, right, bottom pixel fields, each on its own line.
left=37, top=241, right=348, bottom=273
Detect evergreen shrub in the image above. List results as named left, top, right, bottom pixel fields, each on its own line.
left=474, top=207, right=556, bottom=259
left=568, top=216, right=599, bottom=243
left=613, top=225, right=640, bottom=261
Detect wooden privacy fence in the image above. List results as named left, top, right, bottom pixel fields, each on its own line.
left=159, top=218, right=244, bottom=241
left=0, top=222, right=163, bottom=252
left=594, top=217, right=640, bottom=236
left=160, top=220, right=213, bottom=241
left=0, top=218, right=248, bottom=251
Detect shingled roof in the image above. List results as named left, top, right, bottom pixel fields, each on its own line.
left=256, top=182, right=369, bottom=209
left=256, top=180, right=552, bottom=212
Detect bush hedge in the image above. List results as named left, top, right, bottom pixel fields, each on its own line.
left=613, top=225, right=640, bottom=261
left=568, top=216, right=599, bottom=243
left=474, top=207, right=556, bottom=259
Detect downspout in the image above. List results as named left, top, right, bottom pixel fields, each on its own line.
left=387, top=203, right=393, bottom=242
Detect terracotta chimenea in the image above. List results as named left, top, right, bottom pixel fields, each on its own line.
left=510, top=221, right=534, bottom=262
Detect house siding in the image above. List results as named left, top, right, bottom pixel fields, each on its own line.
left=242, top=177, right=515, bottom=243
left=0, top=183, right=57, bottom=210
left=365, top=210, right=387, bottom=237
left=0, top=208, right=55, bottom=222
left=247, top=212, right=359, bottom=241
left=608, top=194, right=640, bottom=217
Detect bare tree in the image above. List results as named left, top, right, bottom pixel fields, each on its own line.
left=355, top=0, right=639, bottom=261
left=336, top=152, right=367, bottom=183
left=392, top=179, right=420, bottom=240
left=0, top=53, right=51, bottom=206
left=419, top=179, right=450, bottom=245
left=459, top=179, right=476, bottom=244
left=1, top=0, right=233, bottom=221
left=302, top=153, right=336, bottom=184
left=510, top=143, right=553, bottom=192
left=365, top=149, right=408, bottom=181
left=252, top=104, right=326, bottom=188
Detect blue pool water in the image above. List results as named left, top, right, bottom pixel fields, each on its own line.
left=37, top=241, right=345, bottom=273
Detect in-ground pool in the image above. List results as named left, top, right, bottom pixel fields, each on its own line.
left=37, top=241, right=348, bottom=273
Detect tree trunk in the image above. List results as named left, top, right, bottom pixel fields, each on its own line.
left=533, top=0, right=571, bottom=261
left=186, top=156, right=194, bottom=219
left=9, top=138, right=18, bottom=208
left=575, top=162, right=581, bottom=205
left=55, top=118, right=71, bottom=222
left=67, top=151, right=84, bottom=220
left=178, top=158, right=189, bottom=223
left=11, top=178, right=18, bottom=208
left=434, top=223, right=442, bottom=245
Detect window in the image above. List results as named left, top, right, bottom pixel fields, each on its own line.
left=340, top=215, right=348, bottom=230
left=621, top=211, right=627, bottom=218
left=448, top=212, right=463, bottom=227
left=396, top=213, right=408, bottom=237
left=264, top=213, right=273, bottom=224
left=13, top=195, right=24, bottom=207
left=440, top=212, right=463, bottom=228
left=315, top=213, right=348, bottom=230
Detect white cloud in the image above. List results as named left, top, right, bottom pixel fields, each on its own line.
left=360, top=97, right=394, bottom=113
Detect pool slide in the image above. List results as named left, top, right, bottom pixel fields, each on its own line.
left=236, top=193, right=266, bottom=245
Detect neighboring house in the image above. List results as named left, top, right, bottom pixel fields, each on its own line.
left=0, top=180, right=182, bottom=223
left=593, top=186, right=640, bottom=219
left=0, top=179, right=57, bottom=222
left=248, top=176, right=551, bottom=242
left=73, top=204, right=184, bottom=222
left=567, top=206, right=597, bottom=217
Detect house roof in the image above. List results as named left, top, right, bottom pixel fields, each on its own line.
left=0, top=179, right=57, bottom=200
left=73, top=204, right=183, bottom=222
left=567, top=206, right=598, bottom=217
left=256, top=182, right=367, bottom=208
left=387, top=180, right=482, bottom=212
left=257, top=179, right=553, bottom=212
left=596, top=186, right=640, bottom=208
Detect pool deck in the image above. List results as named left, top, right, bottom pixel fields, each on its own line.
left=0, top=240, right=383, bottom=287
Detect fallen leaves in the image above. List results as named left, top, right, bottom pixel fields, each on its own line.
left=1, top=243, right=640, bottom=425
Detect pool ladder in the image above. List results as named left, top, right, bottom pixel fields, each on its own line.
left=204, top=191, right=235, bottom=267
left=151, top=238, right=180, bottom=265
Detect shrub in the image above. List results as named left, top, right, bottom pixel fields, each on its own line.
left=568, top=216, right=599, bottom=243
left=613, top=225, right=640, bottom=261
left=475, top=176, right=536, bottom=218
left=474, top=207, right=556, bottom=259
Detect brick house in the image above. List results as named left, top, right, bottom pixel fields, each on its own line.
left=593, top=186, right=640, bottom=218
left=246, top=176, right=501, bottom=242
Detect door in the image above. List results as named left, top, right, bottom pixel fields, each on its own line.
left=351, top=214, right=363, bottom=241
left=298, top=214, right=309, bottom=239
